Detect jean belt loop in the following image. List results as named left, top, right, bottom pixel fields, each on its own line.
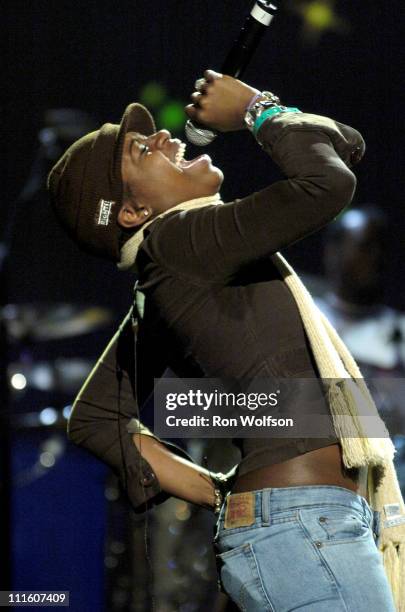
left=261, top=490, right=270, bottom=526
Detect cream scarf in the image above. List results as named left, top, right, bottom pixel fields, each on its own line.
left=117, top=194, right=223, bottom=271
left=119, top=195, right=405, bottom=610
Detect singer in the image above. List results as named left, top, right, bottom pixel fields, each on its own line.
left=47, top=71, right=402, bottom=611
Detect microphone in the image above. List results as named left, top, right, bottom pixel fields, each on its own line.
left=185, top=0, right=281, bottom=146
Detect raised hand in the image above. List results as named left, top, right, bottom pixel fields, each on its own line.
left=185, top=69, right=260, bottom=132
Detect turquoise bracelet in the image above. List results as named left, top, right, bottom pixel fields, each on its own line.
left=253, top=106, right=302, bottom=137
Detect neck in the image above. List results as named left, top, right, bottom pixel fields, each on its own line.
left=118, top=193, right=222, bottom=272
left=158, top=193, right=222, bottom=215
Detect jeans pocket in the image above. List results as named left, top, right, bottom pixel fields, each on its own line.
left=216, top=543, right=272, bottom=612
left=315, top=507, right=370, bottom=544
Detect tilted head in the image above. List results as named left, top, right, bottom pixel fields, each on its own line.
left=48, top=103, right=223, bottom=263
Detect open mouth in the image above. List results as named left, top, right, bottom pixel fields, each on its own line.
left=174, top=142, right=211, bottom=169
left=174, top=142, right=187, bottom=167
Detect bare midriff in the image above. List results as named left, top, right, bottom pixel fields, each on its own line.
left=232, top=443, right=366, bottom=497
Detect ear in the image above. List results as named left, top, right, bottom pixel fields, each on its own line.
left=118, top=203, right=151, bottom=228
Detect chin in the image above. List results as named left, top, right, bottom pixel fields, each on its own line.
left=207, top=166, right=224, bottom=192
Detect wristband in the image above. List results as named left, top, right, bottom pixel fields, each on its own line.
left=245, top=92, right=263, bottom=111
left=244, top=90, right=281, bottom=131
left=253, top=106, right=302, bottom=137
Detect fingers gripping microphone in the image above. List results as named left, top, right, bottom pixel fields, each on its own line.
left=185, top=0, right=281, bottom=146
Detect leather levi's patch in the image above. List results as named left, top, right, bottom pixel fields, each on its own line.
left=224, top=493, right=255, bottom=529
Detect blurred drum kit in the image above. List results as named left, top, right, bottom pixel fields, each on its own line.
left=1, top=107, right=110, bottom=430
left=0, top=295, right=116, bottom=591
left=2, top=301, right=113, bottom=430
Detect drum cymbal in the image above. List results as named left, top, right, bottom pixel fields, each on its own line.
left=2, top=303, right=113, bottom=341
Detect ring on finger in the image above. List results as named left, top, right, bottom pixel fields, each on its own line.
left=194, top=77, right=207, bottom=92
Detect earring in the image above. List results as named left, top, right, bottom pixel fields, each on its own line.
left=143, top=210, right=149, bottom=216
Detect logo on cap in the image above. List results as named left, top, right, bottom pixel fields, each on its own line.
left=97, top=199, right=115, bottom=226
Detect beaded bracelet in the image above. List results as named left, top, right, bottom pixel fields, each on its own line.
left=213, top=487, right=223, bottom=515
left=203, top=456, right=226, bottom=515
left=245, top=92, right=264, bottom=111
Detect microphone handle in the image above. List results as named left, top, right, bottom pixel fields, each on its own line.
left=222, top=14, right=270, bottom=79
left=185, top=1, right=281, bottom=145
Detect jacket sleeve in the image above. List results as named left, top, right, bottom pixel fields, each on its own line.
left=143, top=112, right=365, bottom=283
left=67, top=305, right=194, bottom=512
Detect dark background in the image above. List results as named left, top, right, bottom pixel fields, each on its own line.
left=2, top=2, right=404, bottom=609
left=3, top=0, right=405, bottom=311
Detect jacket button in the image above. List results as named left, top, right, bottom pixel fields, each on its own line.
left=141, top=472, right=156, bottom=487
left=319, top=516, right=327, bottom=523
left=351, top=145, right=363, bottom=165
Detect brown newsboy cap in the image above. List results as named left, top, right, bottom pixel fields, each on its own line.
left=47, top=103, right=155, bottom=262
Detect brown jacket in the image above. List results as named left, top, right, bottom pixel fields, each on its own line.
left=68, top=111, right=365, bottom=510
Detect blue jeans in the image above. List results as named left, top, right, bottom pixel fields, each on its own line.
left=213, top=486, right=396, bottom=612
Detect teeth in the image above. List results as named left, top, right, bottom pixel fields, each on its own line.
left=175, top=142, right=186, bottom=167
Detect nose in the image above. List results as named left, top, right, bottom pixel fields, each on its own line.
left=148, top=129, right=172, bottom=150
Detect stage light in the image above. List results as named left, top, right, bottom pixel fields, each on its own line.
left=139, top=81, right=186, bottom=135
left=39, top=452, right=56, bottom=468
left=174, top=500, right=191, bottom=521
left=289, top=0, right=349, bottom=44
left=139, top=81, right=167, bottom=108
left=193, top=559, right=208, bottom=572
left=110, top=541, right=125, bottom=555
left=62, top=405, right=72, bottom=419
left=39, top=407, right=58, bottom=426
left=168, top=524, right=181, bottom=536
left=341, top=209, right=366, bottom=231
left=104, top=556, right=118, bottom=569
left=158, top=101, right=186, bottom=132
left=32, top=364, right=53, bottom=391
left=11, top=373, right=27, bottom=390
left=304, top=1, right=334, bottom=29
left=105, top=486, right=120, bottom=501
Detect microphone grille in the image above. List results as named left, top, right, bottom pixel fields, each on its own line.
left=185, top=120, right=217, bottom=146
